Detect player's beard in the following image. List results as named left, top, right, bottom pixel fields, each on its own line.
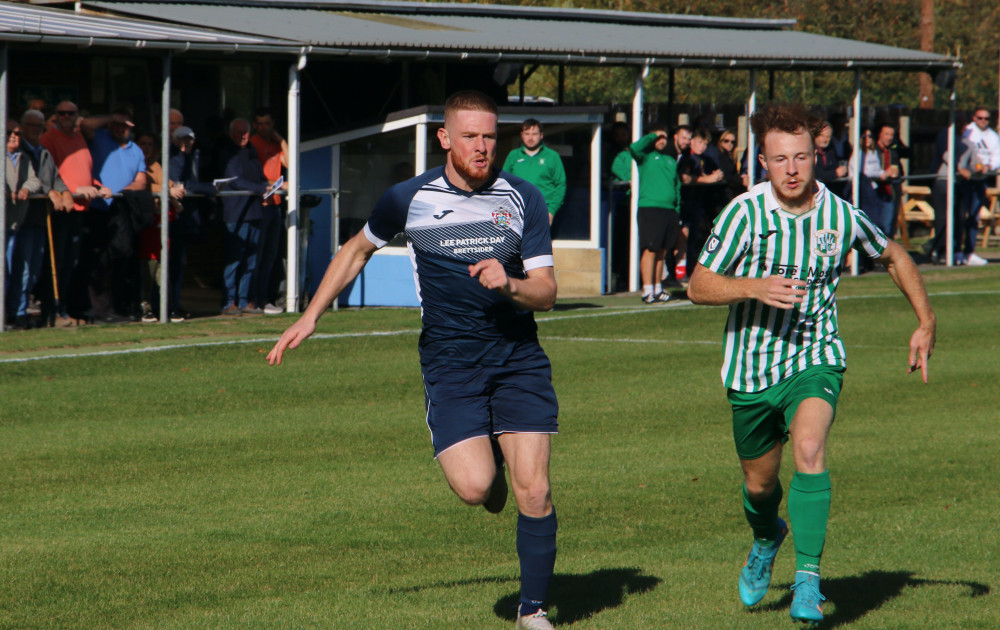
left=452, top=152, right=494, bottom=187
left=773, top=176, right=816, bottom=211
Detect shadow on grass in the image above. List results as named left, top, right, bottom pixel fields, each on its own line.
left=493, top=567, right=661, bottom=625
left=754, top=570, right=989, bottom=629
left=385, top=574, right=518, bottom=594
left=551, top=302, right=605, bottom=311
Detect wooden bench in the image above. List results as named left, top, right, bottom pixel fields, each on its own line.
left=898, top=184, right=935, bottom=249
left=980, top=186, right=999, bottom=248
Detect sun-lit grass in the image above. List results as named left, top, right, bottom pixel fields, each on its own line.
left=1, top=265, right=998, bottom=628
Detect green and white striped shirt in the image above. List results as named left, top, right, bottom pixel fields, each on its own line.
left=698, top=181, right=888, bottom=392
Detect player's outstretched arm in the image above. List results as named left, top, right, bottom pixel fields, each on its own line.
left=878, top=241, right=936, bottom=383
left=267, top=231, right=379, bottom=366
left=469, top=259, right=557, bottom=311
left=687, top=263, right=806, bottom=309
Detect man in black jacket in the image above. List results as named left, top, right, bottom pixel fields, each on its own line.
left=814, top=122, right=848, bottom=196
left=216, top=118, right=267, bottom=315
left=168, top=125, right=216, bottom=320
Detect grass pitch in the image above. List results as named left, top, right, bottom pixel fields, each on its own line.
left=1, top=264, right=998, bottom=628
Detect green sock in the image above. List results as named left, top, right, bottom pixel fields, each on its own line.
left=743, top=481, right=783, bottom=542
left=788, top=470, right=831, bottom=573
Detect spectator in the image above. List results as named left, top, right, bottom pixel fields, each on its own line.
left=677, top=127, right=723, bottom=281
left=874, top=123, right=901, bottom=237
left=666, top=124, right=692, bottom=162
left=850, top=125, right=899, bottom=239
left=249, top=107, right=289, bottom=314
left=814, top=121, right=848, bottom=194
left=622, top=123, right=681, bottom=303
left=83, top=106, right=149, bottom=320
left=27, top=98, right=47, bottom=115
left=739, top=143, right=767, bottom=189
left=168, top=125, right=216, bottom=320
left=606, top=120, right=631, bottom=178
left=84, top=107, right=148, bottom=208
left=12, top=110, right=74, bottom=329
left=702, top=128, right=743, bottom=216
left=4, top=120, right=42, bottom=329
left=927, top=119, right=971, bottom=265
left=662, top=124, right=694, bottom=283
left=608, top=127, right=635, bottom=292
left=217, top=117, right=268, bottom=315
left=829, top=113, right=852, bottom=163
left=168, top=109, right=184, bottom=144
left=135, top=132, right=184, bottom=322
left=502, top=118, right=567, bottom=225
left=960, top=108, right=1000, bottom=266
left=25, top=98, right=51, bottom=131
left=39, top=101, right=108, bottom=326
left=611, top=143, right=633, bottom=185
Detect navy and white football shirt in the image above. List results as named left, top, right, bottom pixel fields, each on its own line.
left=364, top=166, right=554, bottom=367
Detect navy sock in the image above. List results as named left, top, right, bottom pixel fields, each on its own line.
left=516, top=510, right=557, bottom=616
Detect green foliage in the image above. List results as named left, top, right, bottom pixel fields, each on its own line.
left=484, top=0, right=1000, bottom=110
left=1, top=265, right=999, bottom=627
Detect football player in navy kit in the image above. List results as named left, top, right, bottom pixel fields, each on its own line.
left=267, top=91, right=560, bottom=630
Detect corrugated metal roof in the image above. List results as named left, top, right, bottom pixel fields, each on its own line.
left=84, top=0, right=958, bottom=71
left=0, top=0, right=296, bottom=50
left=93, top=0, right=800, bottom=31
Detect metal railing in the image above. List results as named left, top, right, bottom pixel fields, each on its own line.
left=0, top=187, right=339, bottom=331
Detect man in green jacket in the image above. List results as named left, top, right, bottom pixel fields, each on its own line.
left=503, top=119, right=567, bottom=224
left=624, top=123, right=682, bottom=303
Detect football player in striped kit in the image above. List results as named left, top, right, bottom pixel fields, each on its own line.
left=688, top=103, right=935, bottom=626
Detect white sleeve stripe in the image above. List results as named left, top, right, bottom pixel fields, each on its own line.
left=523, top=255, right=554, bottom=271
left=363, top=223, right=388, bottom=249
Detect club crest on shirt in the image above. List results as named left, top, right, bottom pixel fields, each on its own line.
left=706, top=234, right=721, bottom=253
left=492, top=207, right=514, bottom=230
left=813, top=229, right=841, bottom=257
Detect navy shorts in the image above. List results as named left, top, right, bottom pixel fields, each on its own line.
left=422, top=343, right=559, bottom=457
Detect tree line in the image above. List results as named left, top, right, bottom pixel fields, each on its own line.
left=474, top=0, right=1000, bottom=111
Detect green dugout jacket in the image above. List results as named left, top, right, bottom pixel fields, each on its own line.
left=627, top=133, right=681, bottom=210
left=611, top=149, right=633, bottom=183
left=501, top=144, right=567, bottom=215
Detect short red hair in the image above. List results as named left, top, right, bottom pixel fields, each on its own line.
left=444, top=90, right=498, bottom=124
left=750, top=103, right=824, bottom=151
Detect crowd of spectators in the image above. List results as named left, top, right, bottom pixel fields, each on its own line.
left=4, top=100, right=998, bottom=329
left=605, top=106, right=998, bottom=298
left=4, top=101, right=289, bottom=330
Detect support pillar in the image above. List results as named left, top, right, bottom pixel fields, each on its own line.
left=286, top=49, right=307, bottom=312
left=628, top=63, right=649, bottom=293
left=158, top=52, right=172, bottom=322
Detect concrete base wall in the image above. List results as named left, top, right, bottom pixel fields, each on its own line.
left=554, top=247, right=605, bottom=297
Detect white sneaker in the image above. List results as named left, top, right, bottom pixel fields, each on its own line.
left=515, top=609, right=554, bottom=630
left=263, top=302, right=284, bottom=314
left=966, top=252, right=989, bottom=266
left=140, top=302, right=157, bottom=323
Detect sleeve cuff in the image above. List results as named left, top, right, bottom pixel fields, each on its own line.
left=523, top=254, right=554, bottom=271
left=363, top=222, right=389, bottom=249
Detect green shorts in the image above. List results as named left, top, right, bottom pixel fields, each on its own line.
left=727, top=365, right=845, bottom=460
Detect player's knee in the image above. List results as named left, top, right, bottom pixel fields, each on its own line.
left=450, top=478, right=492, bottom=506
left=745, top=478, right=778, bottom=500
left=512, top=481, right=551, bottom=515
left=794, top=437, right=825, bottom=471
